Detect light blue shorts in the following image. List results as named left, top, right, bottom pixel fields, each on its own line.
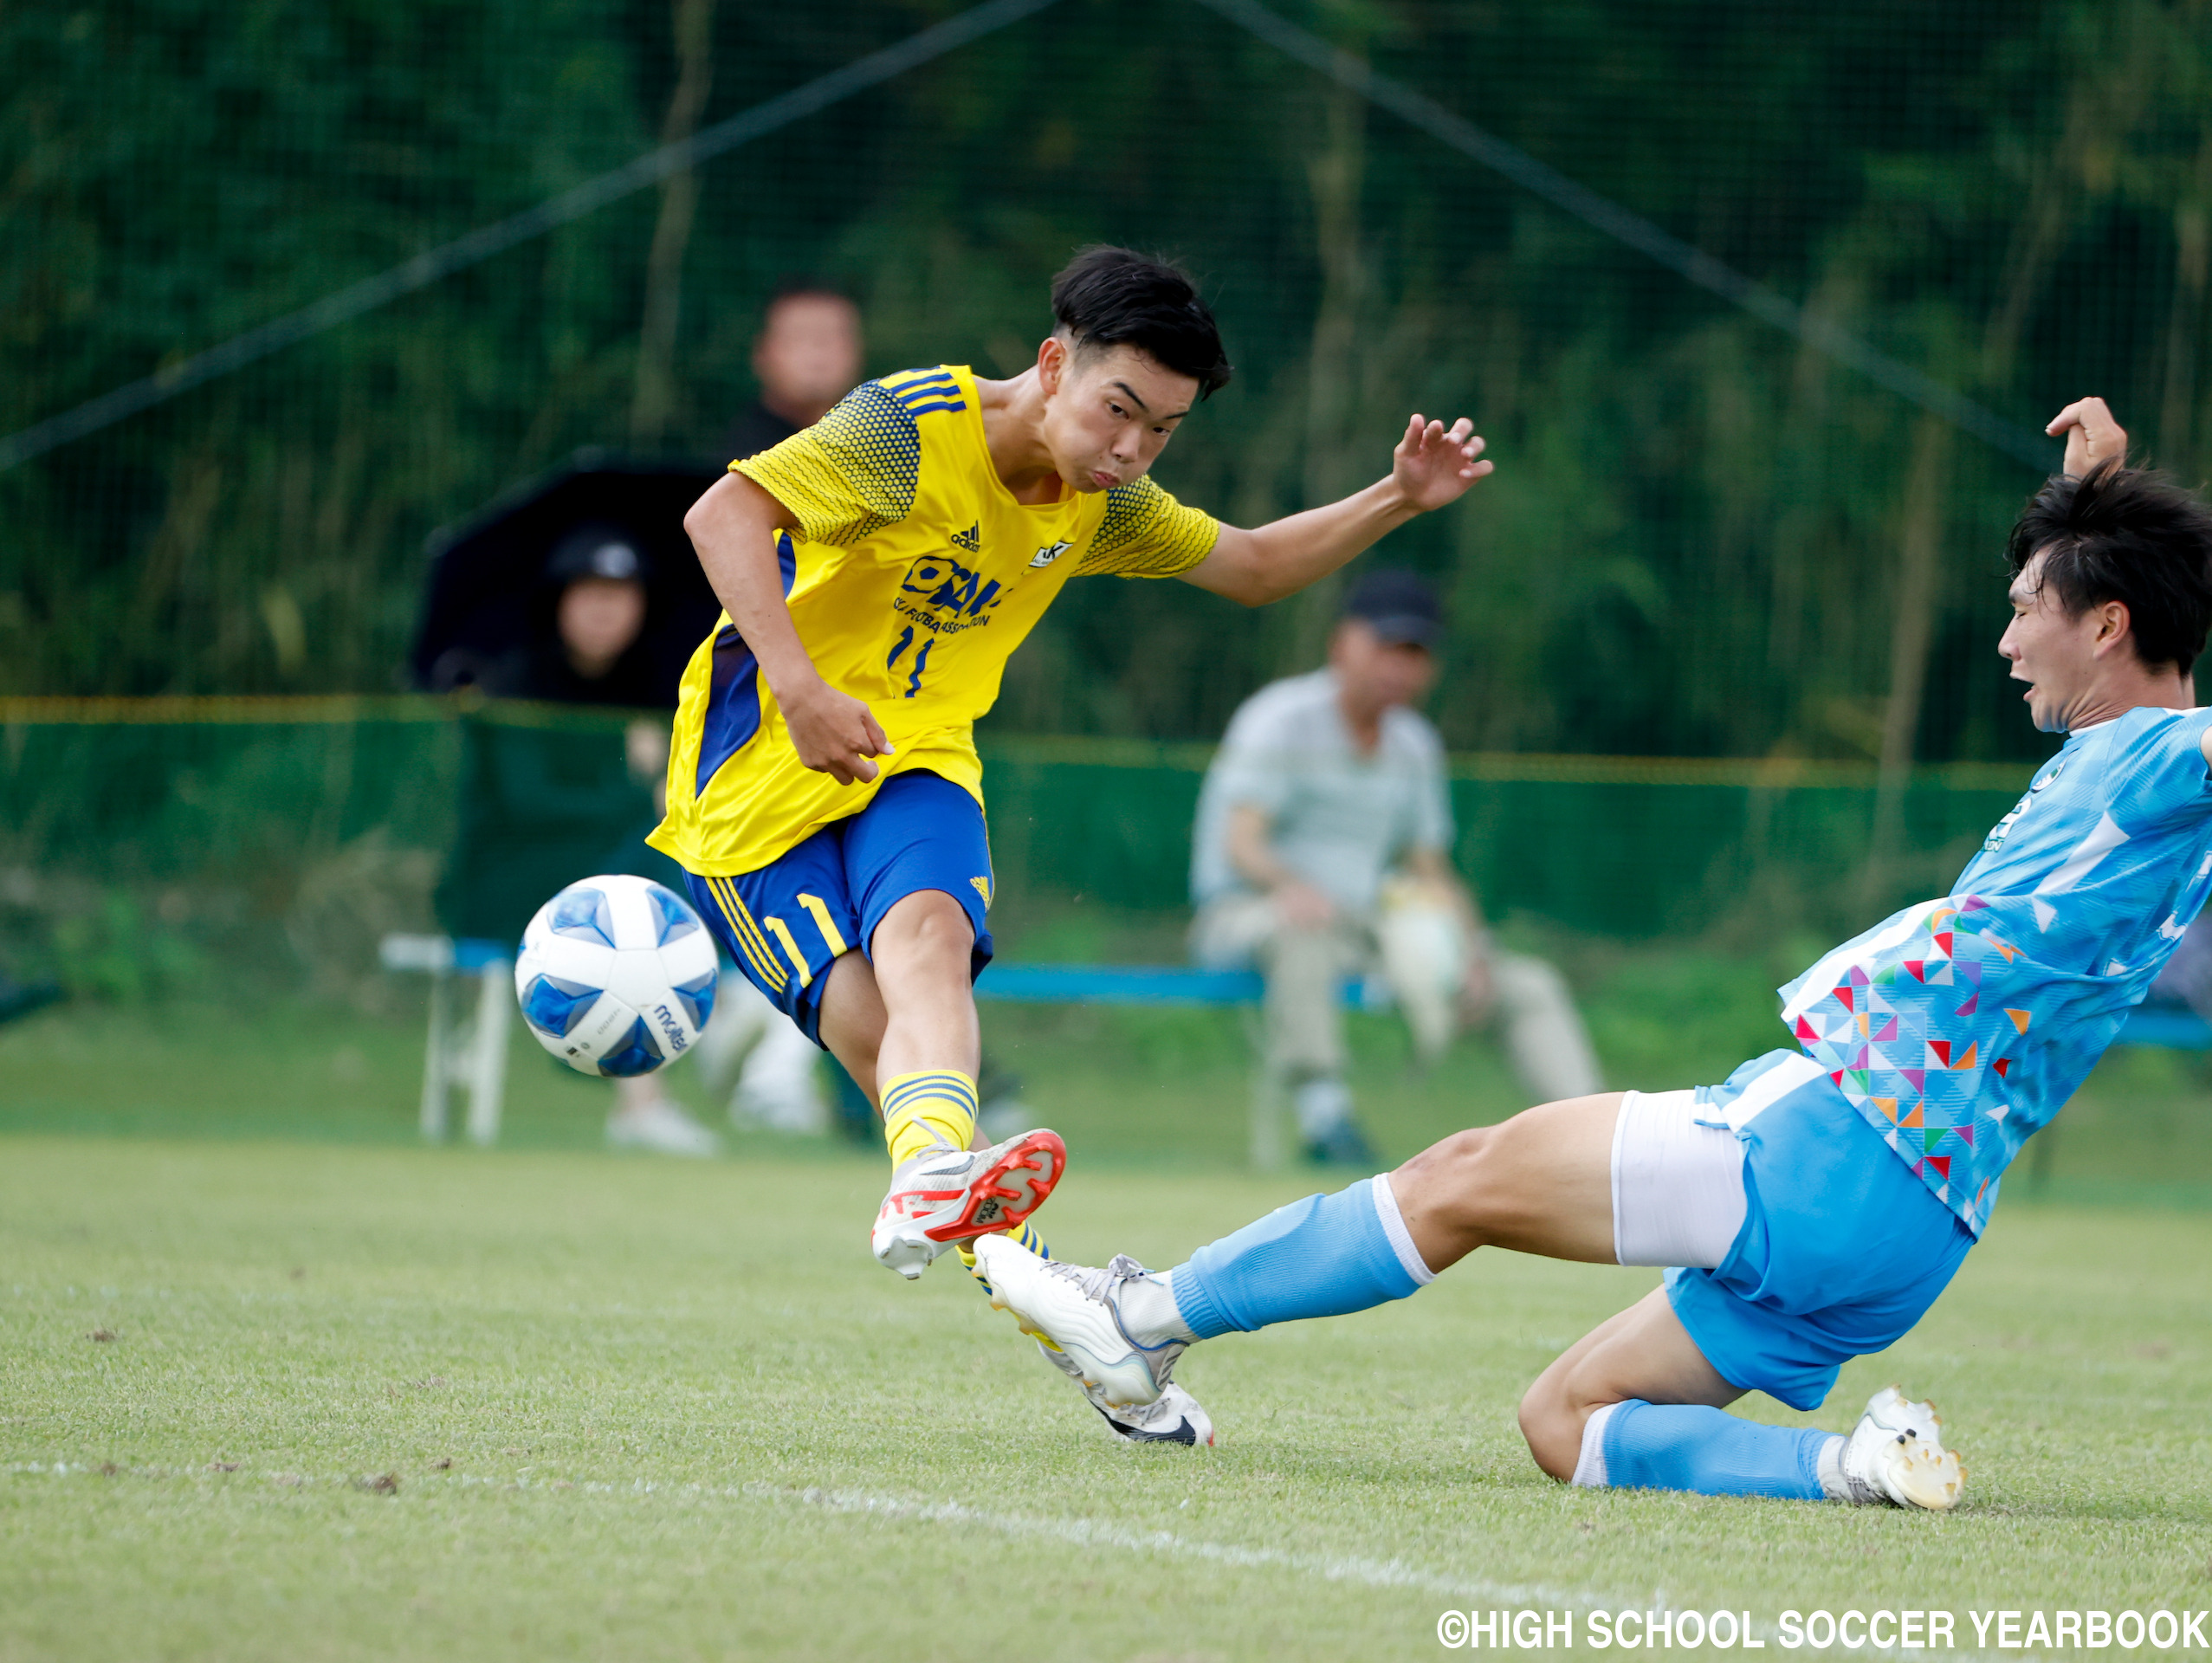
left=1665, top=1050, right=1977, bottom=1411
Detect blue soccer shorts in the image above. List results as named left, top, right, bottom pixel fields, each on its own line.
left=683, top=770, right=995, bottom=1048
left=1663, top=1050, right=1978, bottom=1411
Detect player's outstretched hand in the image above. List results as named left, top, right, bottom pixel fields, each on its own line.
left=2047, top=397, right=2128, bottom=479
left=1391, top=415, right=1491, bottom=514
left=782, top=677, right=893, bottom=786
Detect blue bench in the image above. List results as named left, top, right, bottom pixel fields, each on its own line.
left=385, top=936, right=2212, bottom=1159
left=2117, top=1006, right=2212, bottom=1050
left=973, top=961, right=1394, bottom=1168
left=973, top=961, right=1388, bottom=1008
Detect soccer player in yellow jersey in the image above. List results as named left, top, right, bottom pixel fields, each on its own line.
left=652, top=246, right=1490, bottom=1436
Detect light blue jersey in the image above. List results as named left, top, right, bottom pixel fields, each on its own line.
left=1779, top=705, right=2212, bottom=1233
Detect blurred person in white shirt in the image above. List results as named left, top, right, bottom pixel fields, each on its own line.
left=1190, top=569, right=1601, bottom=1163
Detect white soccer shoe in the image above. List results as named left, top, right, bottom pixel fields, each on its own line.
left=1032, top=1339, right=1216, bottom=1446
left=871, top=1129, right=1066, bottom=1279
left=973, top=1235, right=1187, bottom=1408
left=1837, top=1385, right=1964, bottom=1511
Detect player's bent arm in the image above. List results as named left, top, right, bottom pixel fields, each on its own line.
left=683, top=473, right=890, bottom=786
left=1226, top=803, right=1334, bottom=925
left=1178, top=415, right=1491, bottom=607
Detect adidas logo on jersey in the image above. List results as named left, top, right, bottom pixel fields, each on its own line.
left=950, top=522, right=981, bottom=553
left=1030, top=540, right=1073, bottom=568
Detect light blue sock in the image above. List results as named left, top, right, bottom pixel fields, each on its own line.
left=1168, top=1175, right=1433, bottom=1339
left=1587, top=1400, right=1834, bottom=1501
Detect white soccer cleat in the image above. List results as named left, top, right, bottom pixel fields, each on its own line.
left=1032, top=1339, right=1215, bottom=1446
left=974, top=1236, right=1186, bottom=1408
left=1839, top=1385, right=1964, bottom=1511
left=870, top=1129, right=1065, bottom=1279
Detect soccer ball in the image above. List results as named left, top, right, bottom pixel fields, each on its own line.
left=514, top=875, right=718, bottom=1077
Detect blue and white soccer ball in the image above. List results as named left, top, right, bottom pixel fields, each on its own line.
left=514, top=875, right=718, bottom=1077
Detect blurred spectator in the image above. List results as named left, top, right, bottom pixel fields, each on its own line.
left=1190, top=570, right=1602, bottom=1164
left=719, top=281, right=863, bottom=463
left=462, top=529, right=726, bottom=1155
left=424, top=524, right=663, bottom=706
left=689, top=280, right=872, bottom=1139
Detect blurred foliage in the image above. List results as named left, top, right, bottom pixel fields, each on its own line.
left=4, top=0, right=2211, bottom=768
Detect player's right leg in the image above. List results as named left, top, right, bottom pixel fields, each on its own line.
left=810, top=936, right=1062, bottom=1276
left=682, top=809, right=1061, bottom=1278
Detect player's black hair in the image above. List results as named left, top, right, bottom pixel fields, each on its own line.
left=2008, top=461, right=2212, bottom=676
left=1051, top=246, right=1232, bottom=398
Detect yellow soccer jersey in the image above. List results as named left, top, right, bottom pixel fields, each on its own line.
left=649, top=365, right=1220, bottom=876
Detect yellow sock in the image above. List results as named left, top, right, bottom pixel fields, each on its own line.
left=960, top=1220, right=1051, bottom=1293
left=880, top=1070, right=979, bottom=1167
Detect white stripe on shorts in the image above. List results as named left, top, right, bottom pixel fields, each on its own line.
left=1610, top=1089, right=1750, bottom=1269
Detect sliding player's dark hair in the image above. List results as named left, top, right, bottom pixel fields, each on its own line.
left=1051, top=246, right=1232, bottom=398
left=2008, top=461, right=2212, bottom=676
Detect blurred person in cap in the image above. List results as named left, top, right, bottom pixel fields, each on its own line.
left=720, top=281, right=864, bottom=463
left=425, top=522, right=663, bottom=706
left=1190, top=567, right=1601, bottom=1165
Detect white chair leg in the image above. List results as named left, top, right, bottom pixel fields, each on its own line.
left=465, top=960, right=512, bottom=1148
left=1244, top=1006, right=1286, bottom=1172
left=419, top=962, right=454, bottom=1142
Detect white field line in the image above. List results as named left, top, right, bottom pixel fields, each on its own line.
left=7, top=1459, right=1963, bottom=1656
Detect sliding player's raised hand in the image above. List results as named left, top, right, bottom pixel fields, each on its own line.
left=1392, top=415, right=1491, bottom=513
left=2047, top=397, right=2128, bottom=479
left=782, top=677, right=893, bottom=786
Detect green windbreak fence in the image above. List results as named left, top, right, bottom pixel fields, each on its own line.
left=0, top=698, right=2034, bottom=1000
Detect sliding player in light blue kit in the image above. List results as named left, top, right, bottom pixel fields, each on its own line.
left=980, top=398, right=2212, bottom=1509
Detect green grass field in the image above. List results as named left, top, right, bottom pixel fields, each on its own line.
left=5, top=1136, right=2212, bottom=1659
left=6, top=960, right=2212, bottom=1660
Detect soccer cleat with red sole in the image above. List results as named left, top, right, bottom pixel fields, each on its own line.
left=871, top=1129, right=1066, bottom=1279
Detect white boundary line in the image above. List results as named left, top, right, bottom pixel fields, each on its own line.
left=9, top=1459, right=1979, bottom=1655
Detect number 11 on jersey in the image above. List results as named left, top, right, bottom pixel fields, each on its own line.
left=886, top=625, right=933, bottom=698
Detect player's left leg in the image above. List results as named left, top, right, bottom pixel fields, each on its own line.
left=1519, top=1288, right=1962, bottom=1508
left=980, top=1051, right=1969, bottom=1502
left=813, top=773, right=1065, bottom=1278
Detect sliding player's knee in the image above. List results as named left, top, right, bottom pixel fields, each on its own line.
left=1517, top=1375, right=1583, bottom=1481
left=1394, top=1125, right=1501, bottom=1234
